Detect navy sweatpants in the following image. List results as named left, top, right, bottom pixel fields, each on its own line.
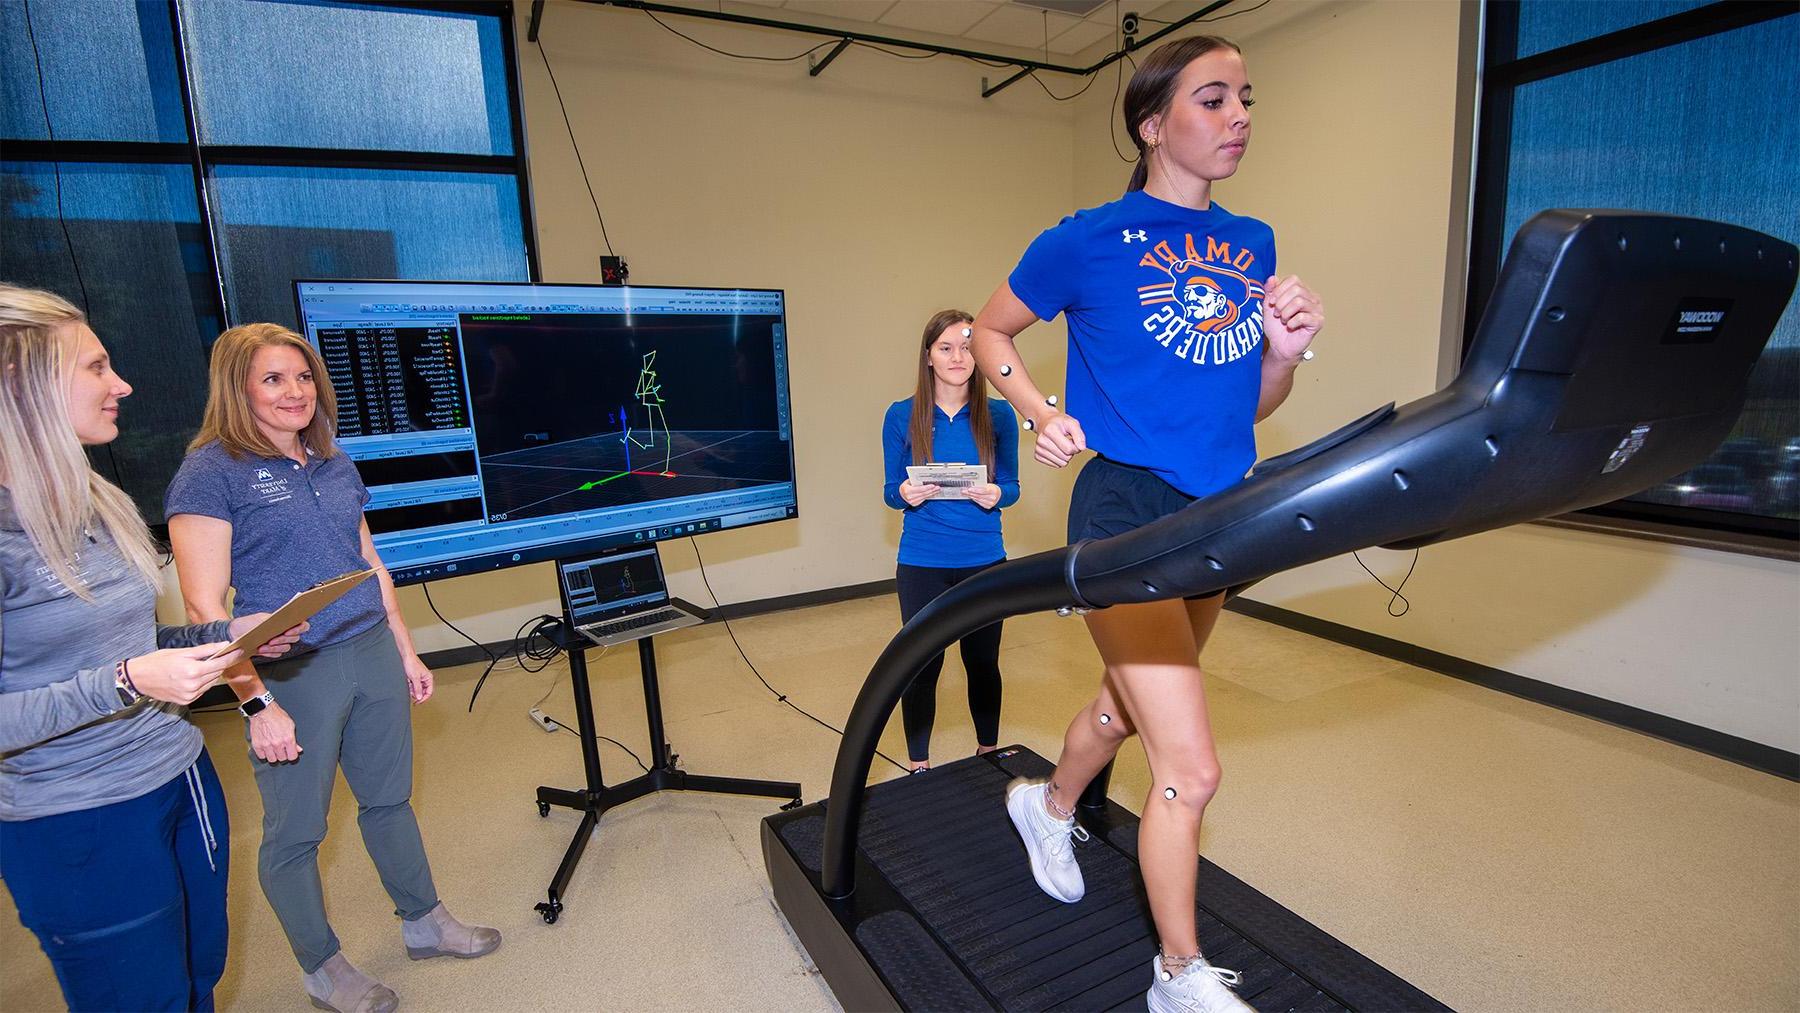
left=0, top=750, right=230, bottom=1012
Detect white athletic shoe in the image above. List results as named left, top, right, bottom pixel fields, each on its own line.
left=1146, top=953, right=1255, bottom=1013
left=1004, top=777, right=1089, bottom=903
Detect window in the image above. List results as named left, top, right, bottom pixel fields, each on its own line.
left=1, top=0, right=534, bottom=523
left=1468, top=1, right=1798, bottom=547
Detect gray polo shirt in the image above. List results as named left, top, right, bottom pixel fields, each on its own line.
left=165, top=441, right=385, bottom=656
left=0, top=487, right=229, bottom=820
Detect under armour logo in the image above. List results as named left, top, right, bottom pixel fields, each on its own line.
left=1122, top=229, right=1148, bottom=243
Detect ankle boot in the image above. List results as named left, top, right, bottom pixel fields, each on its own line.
left=402, top=902, right=502, bottom=960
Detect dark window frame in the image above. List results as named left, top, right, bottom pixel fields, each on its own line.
left=4, top=0, right=538, bottom=533
left=1467, top=0, right=1799, bottom=552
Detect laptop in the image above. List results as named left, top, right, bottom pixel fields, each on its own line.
left=557, top=546, right=705, bottom=647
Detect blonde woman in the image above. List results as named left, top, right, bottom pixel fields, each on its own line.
left=166, top=324, right=498, bottom=1013
left=0, top=285, right=302, bottom=1011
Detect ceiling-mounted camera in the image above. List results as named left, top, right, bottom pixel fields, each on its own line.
left=1122, top=11, right=1140, bottom=39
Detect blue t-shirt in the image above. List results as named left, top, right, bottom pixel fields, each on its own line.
left=165, top=442, right=386, bottom=655
left=883, top=397, right=1020, bottom=568
left=1009, top=189, right=1276, bottom=498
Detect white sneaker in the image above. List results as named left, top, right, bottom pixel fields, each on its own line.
left=1004, top=777, right=1089, bottom=903
left=1146, top=953, right=1255, bottom=1013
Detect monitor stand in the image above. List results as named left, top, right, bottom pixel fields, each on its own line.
left=533, top=612, right=803, bottom=924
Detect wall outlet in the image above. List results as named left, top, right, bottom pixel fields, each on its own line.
left=528, top=707, right=557, bottom=733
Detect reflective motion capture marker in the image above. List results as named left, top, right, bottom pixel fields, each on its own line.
left=1022, top=417, right=1035, bottom=431
left=1163, top=787, right=1177, bottom=800
left=1046, top=395, right=1058, bottom=407
left=999, top=364, right=1013, bottom=376
left=962, top=327, right=972, bottom=338
left=1098, top=713, right=1112, bottom=725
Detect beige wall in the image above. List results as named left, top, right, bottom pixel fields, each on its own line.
left=382, top=1, right=1086, bottom=652
left=1068, top=0, right=1798, bottom=752
left=176, top=0, right=1792, bottom=753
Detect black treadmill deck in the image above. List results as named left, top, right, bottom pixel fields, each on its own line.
left=764, top=747, right=1448, bottom=1012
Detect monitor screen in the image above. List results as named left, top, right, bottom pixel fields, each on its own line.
left=559, top=546, right=669, bottom=626
left=293, top=280, right=798, bottom=585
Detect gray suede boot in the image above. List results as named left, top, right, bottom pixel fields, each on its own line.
left=402, top=902, right=502, bottom=960
left=303, top=952, right=398, bottom=1013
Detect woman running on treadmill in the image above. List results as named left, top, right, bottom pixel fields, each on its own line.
left=971, top=35, right=1323, bottom=1013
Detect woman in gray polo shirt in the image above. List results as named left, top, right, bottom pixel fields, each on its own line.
left=0, top=284, right=304, bottom=1011
left=166, top=322, right=498, bottom=1013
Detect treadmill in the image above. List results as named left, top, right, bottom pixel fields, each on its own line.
left=764, top=211, right=1798, bottom=1011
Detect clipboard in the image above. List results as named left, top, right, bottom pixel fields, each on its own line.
left=207, top=568, right=376, bottom=659
left=905, top=463, right=988, bottom=501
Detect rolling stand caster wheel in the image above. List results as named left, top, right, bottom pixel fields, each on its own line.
left=780, top=797, right=804, bottom=811
left=538, top=801, right=550, bottom=818
left=536, top=899, right=562, bottom=924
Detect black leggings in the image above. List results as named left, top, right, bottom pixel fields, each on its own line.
left=895, top=560, right=1005, bottom=763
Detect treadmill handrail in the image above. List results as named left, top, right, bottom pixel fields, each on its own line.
left=816, top=210, right=1798, bottom=898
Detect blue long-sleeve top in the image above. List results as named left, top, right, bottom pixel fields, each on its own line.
left=883, top=397, right=1020, bottom=567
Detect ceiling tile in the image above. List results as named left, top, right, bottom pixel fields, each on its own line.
left=781, top=0, right=901, bottom=23
left=963, top=3, right=1081, bottom=50
left=1047, top=18, right=1110, bottom=54
left=878, top=0, right=1000, bottom=36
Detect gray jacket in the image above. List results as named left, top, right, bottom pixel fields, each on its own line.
left=0, top=488, right=229, bottom=820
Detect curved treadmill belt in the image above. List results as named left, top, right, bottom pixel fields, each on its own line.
left=771, top=748, right=1447, bottom=1012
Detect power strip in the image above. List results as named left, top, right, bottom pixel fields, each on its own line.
left=528, top=707, right=558, bottom=733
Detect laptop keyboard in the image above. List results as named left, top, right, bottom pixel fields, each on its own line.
left=589, top=608, right=686, bottom=638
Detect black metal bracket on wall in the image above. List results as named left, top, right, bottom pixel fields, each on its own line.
left=526, top=0, right=1236, bottom=96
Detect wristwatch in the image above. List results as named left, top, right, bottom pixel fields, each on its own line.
left=114, top=661, right=141, bottom=709
left=239, top=690, right=277, bottom=719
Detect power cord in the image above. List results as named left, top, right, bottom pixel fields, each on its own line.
left=688, top=538, right=908, bottom=774
left=1352, top=549, right=1419, bottom=617
left=1140, top=0, right=1276, bottom=26
left=422, top=580, right=559, bottom=713
left=534, top=35, right=616, bottom=257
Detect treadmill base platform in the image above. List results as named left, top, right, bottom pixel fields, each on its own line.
left=764, top=747, right=1449, bottom=1012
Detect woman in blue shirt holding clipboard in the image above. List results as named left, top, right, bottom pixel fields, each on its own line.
left=881, top=309, right=1020, bottom=772
left=166, top=323, right=498, bottom=1013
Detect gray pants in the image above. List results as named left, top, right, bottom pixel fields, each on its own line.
left=252, top=623, right=438, bottom=972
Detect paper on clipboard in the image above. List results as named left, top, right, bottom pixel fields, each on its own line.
left=208, top=569, right=376, bottom=659
left=905, top=463, right=988, bottom=501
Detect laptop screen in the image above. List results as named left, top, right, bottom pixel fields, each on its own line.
left=560, top=547, right=669, bottom=625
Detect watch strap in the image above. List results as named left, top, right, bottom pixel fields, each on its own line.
left=239, top=690, right=276, bottom=719
left=114, top=661, right=141, bottom=709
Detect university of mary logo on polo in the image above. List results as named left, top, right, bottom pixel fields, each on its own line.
left=251, top=467, right=293, bottom=504
left=1133, top=232, right=1265, bottom=367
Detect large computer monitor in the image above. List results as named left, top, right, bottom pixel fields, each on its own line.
left=292, top=280, right=798, bottom=585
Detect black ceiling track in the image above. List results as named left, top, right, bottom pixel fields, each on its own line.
left=527, top=0, right=1236, bottom=96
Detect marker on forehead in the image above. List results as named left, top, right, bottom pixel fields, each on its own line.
left=961, top=327, right=971, bottom=338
